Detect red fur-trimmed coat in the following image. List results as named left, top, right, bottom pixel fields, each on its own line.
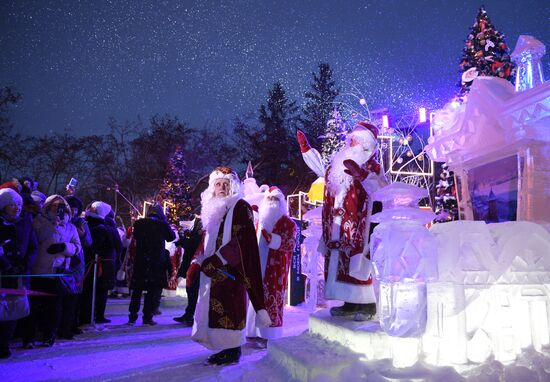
left=322, top=159, right=381, bottom=287
left=258, top=215, right=297, bottom=328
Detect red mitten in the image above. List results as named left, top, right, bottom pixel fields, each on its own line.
left=366, top=159, right=381, bottom=175
left=200, top=255, right=223, bottom=278
left=250, top=204, right=259, bottom=212
left=343, top=159, right=368, bottom=182
left=186, top=262, right=200, bottom=287
left=261, top=228, right=272, bottom=243
left=297, top=130, right=311, bottom=153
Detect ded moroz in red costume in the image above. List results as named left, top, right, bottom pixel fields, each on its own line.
left=247, top=186, right=297, bottom=339
left=191, top=166, right=270, bottom=353
left=298, top=122, right=387, bottom=315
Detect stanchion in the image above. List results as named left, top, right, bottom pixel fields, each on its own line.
left=90, top=254, right=99, bottom=326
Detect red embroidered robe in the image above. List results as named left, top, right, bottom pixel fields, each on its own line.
left=192, top=199, right=265, bottom=350
left=257, top=215, right=297, bottom=335
left=322, top=159, right=380, bottom=303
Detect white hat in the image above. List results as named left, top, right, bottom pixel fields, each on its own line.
left=207, top=166, right=241, bottom=196
left=0, top=188, right=22, bottom=211
left=31, top=190, right=46, bottom=204
left=86, top=201, right=112, bottom=220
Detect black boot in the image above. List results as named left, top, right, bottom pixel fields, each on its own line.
left=173, top=314, right=194, bottom=326
left=352, top=303, right=377, bottom=321
left=329, top=302, right=356, bottom=317
left=206, top=346, right=241, bottom=365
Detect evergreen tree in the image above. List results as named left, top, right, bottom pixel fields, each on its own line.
left=458, top=6, right=515, bottom=99
left=158, top=144, right=193, bottom=224
left=301, top=63, right=340, bottom=149
left=320, top=109, right=347, bottom=164
left=257, top=82, right=302, bottom=188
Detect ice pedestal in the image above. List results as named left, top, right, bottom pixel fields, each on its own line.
left=370, top=182, right=437, bottom=337
left=379, top=281, right=427, bottom=337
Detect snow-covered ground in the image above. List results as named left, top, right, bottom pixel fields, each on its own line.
left=2, top=294, right=550, bottom=381
left=0, top=294, right=308, bottom=381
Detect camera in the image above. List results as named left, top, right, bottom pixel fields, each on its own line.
left=56, top=204, right=67, bottom=218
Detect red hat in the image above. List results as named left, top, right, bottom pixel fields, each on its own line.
left=267, top=186, right=284, bottom=198
left=354, top=121, right=379, bottom=140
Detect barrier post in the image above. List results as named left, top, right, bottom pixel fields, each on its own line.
left=90, top=254, right=99, bottom=325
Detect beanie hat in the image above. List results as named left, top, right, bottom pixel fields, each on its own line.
left=31, top=190, right=47, bottom=205
left=86, top=201, right=112, bottom=220
left=66, top=195, right=84, bottom=216
left=0, top=188, right=23, bottom=211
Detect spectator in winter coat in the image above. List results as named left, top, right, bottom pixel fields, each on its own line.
left=27, top=195, right=81, bottom=348
left=81, top=201, right=119, bottom=324
left=104, top=209, right=123, bottom=296
left=128, top=204, right=176, bottom=326
left=0, top=188, right=38, bottom=358
left=30, top=191, right=46, bottom=213
left=59, top=196, right=91, bottom=338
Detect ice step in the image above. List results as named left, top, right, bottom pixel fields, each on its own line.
left=308, top=309, right=421, bottom=367
left=267, top=331, right=363, bottom=382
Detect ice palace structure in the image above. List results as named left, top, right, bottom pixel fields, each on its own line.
left=261, top=36, right=550, bottom=381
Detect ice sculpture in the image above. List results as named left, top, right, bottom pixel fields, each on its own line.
left=370, top=182, right=437, bottom=337
left=300, top=207, right=325, bottom=310
left=512, top=35, right=546, bottom=92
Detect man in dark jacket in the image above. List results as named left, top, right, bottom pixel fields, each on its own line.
left=81, top=201, right=120, bottom=325
left=173, top=216, right=202, bottom=326
left=128, top=204, right=176, bottom=325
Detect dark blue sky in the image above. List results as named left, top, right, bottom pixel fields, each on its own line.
left=1, top=0, right=548, bottom=136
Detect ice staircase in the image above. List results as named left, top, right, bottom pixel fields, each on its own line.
left=266, top=309, right=420, bottom=381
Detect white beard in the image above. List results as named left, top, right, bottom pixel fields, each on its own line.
left=258, top=201, right=285, bottom=232
left=327, top=144, right=373, bottom=194
left=201, top=194, right=239, bottom=232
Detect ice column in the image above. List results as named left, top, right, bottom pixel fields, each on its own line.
left=370, top=182, right=437, bottom=337
left=511, top=35, right=546, bottom=92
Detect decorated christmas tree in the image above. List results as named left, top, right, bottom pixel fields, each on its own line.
left=457, top=6, right=516, bottom=100
left=433, top=163, right=458, bottom=223
left=158, top=144, right=192, bottom=224
left=320, top=108, right=347, bottom=164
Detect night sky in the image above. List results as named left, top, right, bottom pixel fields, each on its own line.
left=1, top=0, right=549, bottom=137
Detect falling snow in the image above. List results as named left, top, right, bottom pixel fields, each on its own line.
left=0, top=1, right=548, bottom=136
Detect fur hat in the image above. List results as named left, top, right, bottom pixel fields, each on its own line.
left=86, top=201, right=112, bottom=220
left=207, top=166, right=241, bottom=196
left=43, top=194, right=71, bottom=217
left=0, top=178, right=22, bottom=193
left=265, top=186, right=284, bottom=200
left=348, top=121, right=378, bottom=150
left=0, top=188, right=23, bottom=211
left=261, top=186, right=288, bottom=214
